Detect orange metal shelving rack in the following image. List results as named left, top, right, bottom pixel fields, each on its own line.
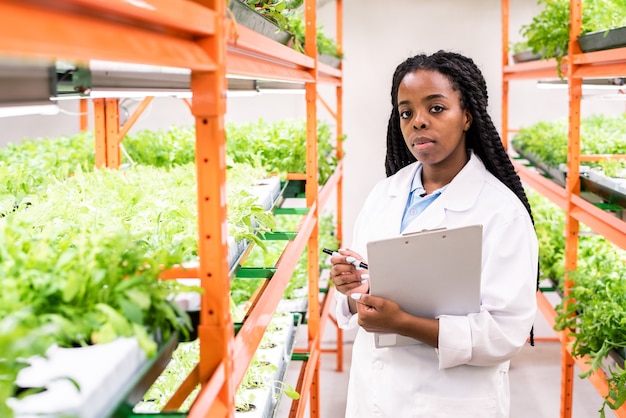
left=0, top=0, right=344, bottom=416
left=501, top=1, right=626, bottom=417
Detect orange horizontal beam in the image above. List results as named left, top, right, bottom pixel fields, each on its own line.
left=186, top=362, right=228, bottom=418
left=226, top=22, right=314, bottom=69
left=0, top=1, right=216, bottom=70
left=231, top=207, right=318, bottom=387
left=318, top=62, right=342, bottom=79
left=536, top=290, right=559, bottom=336
left=570, top=194, right=626, bottom=250
left=45, top=0, right=216, bottom=37
left=286, top=172, right=307, bottom=181
left=227, top=52, right=314, bottom=83
left=159, top=264, right=200, bottom=280
left=573, top=62, right=626, bottom=78
left=571, top=47, right=626, bottom=66
left=318, top=73, right=342, bottom=86
left=569, top=352, right=626, bottom=417
left=512, top=159, right=568, bottom=211
left=290, top=332, right=322, bottom=417
left=580, top=154, right=626, bottom=162
left=503, top=58, right=562, bottom=80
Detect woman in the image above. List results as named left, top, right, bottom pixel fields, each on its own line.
left=330, top=51, right=538, bottom=417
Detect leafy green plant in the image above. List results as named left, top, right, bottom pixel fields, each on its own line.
left=520, top=0, right=571, bottom=75
left=527, top=190, right=565, bottom=283
left=0, top=309, right=59, bottom=418
left=583, top=0, right=626, bottom=33
left=512, top=113, right=626, bottom=171
left=226, top=118, right=339, bottom=184
left=528, top=190, right=626, bottom=415
left=240, top=0, right=304, bottom=33
left=518, top=0, right=626, bottom=75
left=286, top=13, right=343, bottom=59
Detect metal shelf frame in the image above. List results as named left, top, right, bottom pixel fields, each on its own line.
left=0, top=0, right=344, bottom=416
left=502, top=1, right=626, bottom=417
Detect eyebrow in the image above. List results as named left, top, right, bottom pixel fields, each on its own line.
left=398, top=93, right=448, bottom=106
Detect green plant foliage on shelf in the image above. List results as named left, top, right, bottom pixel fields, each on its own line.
left=240, top=0, right=304, bottom=33
left=528, top=191, right=566, bottom=282
left=528, top=190, right=626, bottom=416
left=225, top=119, right=340, bottom=184
left=286, top=12, right=343, bottom=59
left=512, top=113, right=626, bottom=174
left=121, top=119, right=340, bottom=184
left=0, top=117, right=339, bottom=415
left=0, top=132, right=94, bottom=210
left=519, top=0, right=570, bottom=70
left=516, top=0, right=626, bottom=75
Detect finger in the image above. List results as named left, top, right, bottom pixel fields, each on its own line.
left=336, top=273, right=367, bottom=287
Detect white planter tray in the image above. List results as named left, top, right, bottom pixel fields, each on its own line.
left=277, top=284, right=310, bottom=313
left=10, top=337, right=147, bottom=418
left=236, top=313, right=297, bottom=418
left=587, top=169, right=626, bottom=195
left=250, top=177, right=281, bottom=211
left=235, top=387, right=273, bottom=418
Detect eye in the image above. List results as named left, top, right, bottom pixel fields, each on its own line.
left=399, top=109, right=412, bottom=119
left=430, top=105, right=445, bottom=113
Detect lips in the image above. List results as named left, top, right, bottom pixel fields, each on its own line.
left=411, top=137, right=435, bottom=150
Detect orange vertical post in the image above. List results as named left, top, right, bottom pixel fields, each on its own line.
left=501, top=0, right=510, bottom=149
left=560, top=2, right=583, bottom=418
left=305, top=1, right=321, bottom=417
left=79, top=98, right=88, bottom=132
left=188, top=0, right=234, bottom=416
left=105, top=98, right=121, bottom=168
left=335, top=0, right=344, bottom=372
left=93, top=98, right=107, bottom=168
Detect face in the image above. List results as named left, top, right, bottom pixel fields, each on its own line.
left=397, top=70, right=472, bottom=170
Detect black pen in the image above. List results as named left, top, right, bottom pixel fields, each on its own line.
left=322, top=248, right=368, bottom=270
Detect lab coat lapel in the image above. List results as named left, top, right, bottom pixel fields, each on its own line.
left=384, top=162, right=419, bottom=233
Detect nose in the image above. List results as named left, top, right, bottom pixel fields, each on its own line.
left=412, top=111, right=427, bottom=130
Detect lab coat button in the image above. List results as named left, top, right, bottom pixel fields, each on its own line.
left=373, top=405, right=381, bottom=415
left=373, top=360, right=383, bottom=369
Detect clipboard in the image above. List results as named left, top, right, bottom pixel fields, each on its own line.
left=365, top=224, right=483, bottom=348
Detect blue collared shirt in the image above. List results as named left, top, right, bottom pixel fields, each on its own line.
left=400, top=165, right=447, bottom=233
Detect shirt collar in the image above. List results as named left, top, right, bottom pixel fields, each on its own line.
left=410, top=165, right=426, bottom=196
left=410, top=164, right=448, bottom=197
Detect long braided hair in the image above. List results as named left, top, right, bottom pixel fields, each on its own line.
left=385, top=50, right=538, bottom=345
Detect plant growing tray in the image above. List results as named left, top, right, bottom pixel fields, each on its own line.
left=11, top=333, right=178, bottom=418
left=228, top=0, right=293, bottom=45
left=578, top=26, right=626, bottom=53
left=514, top=148, right=567, bottom=187
left=582, top=170, right=626, bottom=210
left=512, top=50, right=542, bottom=63
left=318, top=53, right=341, bottom=68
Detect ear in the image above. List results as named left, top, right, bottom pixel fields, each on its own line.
left=463, top=110, right=473, bottom=132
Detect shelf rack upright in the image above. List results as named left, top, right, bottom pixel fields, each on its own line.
left=501, top=1, right=626, bottom=417
left=0, top=0, right=344, bottom=416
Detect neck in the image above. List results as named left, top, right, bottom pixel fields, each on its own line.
left=421, top=150, right=470, bottom=193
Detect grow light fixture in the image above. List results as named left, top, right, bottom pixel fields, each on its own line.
left=0, top=103, right=59, bottom=118
left=537, top=77, right=626, bottom=90
left=51, top=61, right=306, bottom=99
left=0, top=59, right=59, bottom=116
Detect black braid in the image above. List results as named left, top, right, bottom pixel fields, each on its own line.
left=385, top=50, right=539, bottom=346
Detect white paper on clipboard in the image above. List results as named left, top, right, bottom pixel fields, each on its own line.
left=365, top=224, right=483, bottom=348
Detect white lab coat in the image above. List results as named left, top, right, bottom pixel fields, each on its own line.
left=335, top=153, right=538, bottom=418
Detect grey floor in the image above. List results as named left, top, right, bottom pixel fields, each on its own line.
left=278, top=306, right=605, bottom=418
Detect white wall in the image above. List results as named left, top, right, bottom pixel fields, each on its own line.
left=1, top=0, right=624, bottom=244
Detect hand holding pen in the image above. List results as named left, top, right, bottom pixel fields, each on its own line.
left=324, top=248, right=370, bottom=299
left=323, top=248, right=368, bottom=270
